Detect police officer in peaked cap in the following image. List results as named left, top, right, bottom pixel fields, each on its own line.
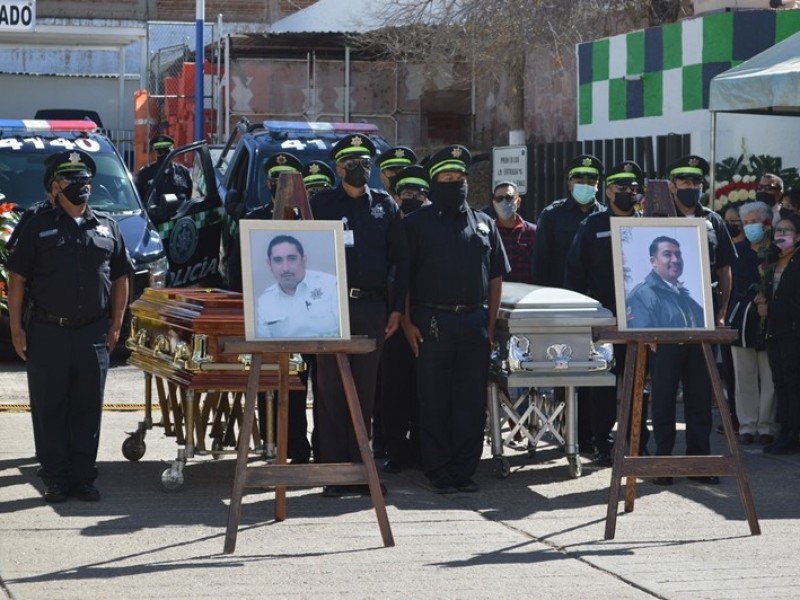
left=645, top=154, right=735, bottom=485
left=135, top=133, right=193, bottom=212
left=6, top=149, right=134, bottom=503
left=302, top=160, right=336, bottom=199
left=565, top=160, right=649, bottom=466
left=311, top=132, right=408, bottom=496
left=376, top=146, right=418, bottom=198
left=403, top=144, right=509, bottom=492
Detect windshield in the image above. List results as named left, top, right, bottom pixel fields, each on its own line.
left=0, top=136, right=141, bottom=213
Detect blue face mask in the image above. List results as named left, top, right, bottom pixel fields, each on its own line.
left=572, top=183, right=597, bottom=205
left=743, top=223, right=765, bottom=243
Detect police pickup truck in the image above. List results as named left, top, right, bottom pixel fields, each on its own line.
left=0, top=119, right=169, bottom=353
left=213, top=119, right=391, bottom=286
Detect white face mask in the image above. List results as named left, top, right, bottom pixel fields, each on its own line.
left=493, top=199, right=517, bottom=220
left=572, top=183, right=597, bottom=205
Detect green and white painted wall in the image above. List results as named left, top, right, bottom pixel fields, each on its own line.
left=577, top=10, right=800, bottom=170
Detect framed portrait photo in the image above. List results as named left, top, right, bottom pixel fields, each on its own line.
left=610, top=217, right=715, bottom=331
left=239, top=220, right=350, bottom=341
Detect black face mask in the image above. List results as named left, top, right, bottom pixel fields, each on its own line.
left=780, top=208, right=797, bottom=221
left=613, top=192, right=635, bottom=213
left=61, top=181, right=91, bottom=206
left=756, top=191, right=777, bottom=206
left=676, top=188, right=702, bottom=209
left=343, top=166, right=369, bottom=188
left=400, top=198, right=424, bottom=215
left=430, top=180, right=468, bottom=213
left=725, top=222, right=741, bottom=238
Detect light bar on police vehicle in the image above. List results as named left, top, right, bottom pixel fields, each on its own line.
left=0, top=119, right=98, bottom=132
left=262, top=120, right=379, bottom=134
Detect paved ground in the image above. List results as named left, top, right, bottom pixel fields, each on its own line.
left=2, top=358, right=800, bottom=599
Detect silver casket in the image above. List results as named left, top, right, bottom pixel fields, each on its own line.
left=488, top=283, right=617, bottom=478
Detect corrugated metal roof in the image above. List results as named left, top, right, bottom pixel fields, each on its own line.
left=270, top=0, right=392, bottom=34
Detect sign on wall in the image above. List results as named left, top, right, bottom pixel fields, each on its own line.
left=492, top=145, right=528, bottom=194
left=0, top=0, right=34, bottom=31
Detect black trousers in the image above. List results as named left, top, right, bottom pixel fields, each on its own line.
left=650, top=343, right=712, bottom=456
left=315, top=298, right=386, bottom=463
left=413, top=306, right=489, bottom=482
left=26, top=317, right=109, bottom=488
left=378, top=328, right=420, bottom=465
left=766, top=338, right=800, bottom=438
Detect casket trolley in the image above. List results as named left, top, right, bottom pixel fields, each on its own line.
left=488, top=283, right=616, bottom=478
left=123, top=288, right=306, bottom=490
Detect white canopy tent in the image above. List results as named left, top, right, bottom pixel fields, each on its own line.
left=708, top=31, right=800, bottom=197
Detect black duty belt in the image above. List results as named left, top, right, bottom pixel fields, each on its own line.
left=418, top=302, right=483, bottom=314
left=348, top=288, right=386, bottom=300
left=33, top=308, right=107, bottom=328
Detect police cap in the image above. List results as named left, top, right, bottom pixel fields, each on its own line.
left=606, top=160, right=643, bottom=187
left=43, top=150, right=96, bottom=190
left=427, top=145, right=471, bottom=180
left=330, top=134, right=376, bottom=162
left=375, top=146, right=417, bottom=171
left=150, top=134, right=175, bottom=152
left=567, top=154, right=604, bottom=180
left=394, top=165, right=430, bottom=194
left=302, top=160, right=336, bottom=188
left=264, top=152, right=304, bottom=179
left=665, top=155, right=709, bottom=181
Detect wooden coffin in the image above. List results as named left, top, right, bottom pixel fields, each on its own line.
left=126, top=287, right=305, bottom=390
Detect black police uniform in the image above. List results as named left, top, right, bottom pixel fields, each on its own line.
left=649, top=158, right=736, bottom=461
left=135, top=136, right=193, bottom=207
left=404, top=147, right=509, bottom=486
left=7, top=203, right=133, bottom=491
left=310, top=184, right=408, bottom=464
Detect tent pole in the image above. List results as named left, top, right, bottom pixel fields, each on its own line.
left=709, top=111, right=717, bottom=211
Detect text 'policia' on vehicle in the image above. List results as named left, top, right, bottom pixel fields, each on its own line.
left=0, top=119, right=168, bottom=335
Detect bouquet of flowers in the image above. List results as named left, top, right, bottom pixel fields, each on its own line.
left=0, top=201, right=20, bottom=314
left=714, top=174, right=758, bottom=204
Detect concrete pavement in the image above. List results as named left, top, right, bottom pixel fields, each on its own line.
left=2, top=360, right=800, bottom=599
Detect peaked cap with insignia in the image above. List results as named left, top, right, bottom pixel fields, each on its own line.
left=150, top=134, right=176, bottom=152
left=567, top=154, right=604, bottom=179
left=264, top=152, right=304, bottom=178
left=606, top=160, right=643, bottom=186
left=302, top=160, right=336, bottom=188
left=665, top=155, right=709, bottom=180
left=375, top=146, right=418, bottom=171
left=43, top=150, right=96, bottom=190
left=394, top=165, right=430, bottom=194
left=427, top=144, right=471, bottom=179
left=330, top=134, right=376, bottom=161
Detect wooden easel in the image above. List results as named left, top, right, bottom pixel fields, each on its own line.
left=594, top=327, right=760, bottom=539
left=218, top=336, right=394, bottom=554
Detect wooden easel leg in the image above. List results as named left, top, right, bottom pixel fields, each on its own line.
left=335, top=353, right=395, bottom=547
left=224, top=353, right=263, bottom=554
left=605, top=342, right=638, bottom=540
left=701, top=343, right=761, bottom=535
left=274, top=354, right=290, bottom=521
left=624, top=344, right=648, bottom=513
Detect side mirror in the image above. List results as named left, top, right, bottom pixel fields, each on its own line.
left=148, top=193, right=180, bottom=224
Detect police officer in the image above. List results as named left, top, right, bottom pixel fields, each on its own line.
left=565, top=160, right=648, bottom=465
left=378, top=165, right=430, bottom=474
left=302, top=160, right=336, bottom=199
left=6, top=150, right=134, bottom=503
left=135, top=134, right=193, bottom=208
left=533, top=153, right=604, bottom=453
left=227, top=151, right=313, bottom=465
left=375, top=146, right=417, bottom=199
left=648, top=155, right=735, bottom=486
left=403, top=145, right=510, bottom=493
left=310, top=133, right=407, bottom=496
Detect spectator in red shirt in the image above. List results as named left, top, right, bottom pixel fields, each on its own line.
left=492, top=182, right=536, bottom=284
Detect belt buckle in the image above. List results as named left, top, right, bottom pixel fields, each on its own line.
left=58, top=316, right=68, bottom=327
left=453, top=305, right=465, bottom=313
left=349, top=288, right=361, bottom=299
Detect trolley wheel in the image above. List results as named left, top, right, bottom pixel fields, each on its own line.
left=211, top=438, right=224, bottom=460
left=160, top=466, right=185, bottom=491
left=568, top=455, right=583, bottom=478
left=121, top=436, right=146, bottom=462
left=495, top=457, right=511, bottom=478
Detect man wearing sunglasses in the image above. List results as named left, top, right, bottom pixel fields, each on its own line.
left=310, top=134, right=408, bottom=496
left=492, top=181, right=536, bottom=284
left=7, top=150, right=134, bottom=503
left=565, top=160, right=648, bottom=466
left=756, top=173, right=784, bottom=223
